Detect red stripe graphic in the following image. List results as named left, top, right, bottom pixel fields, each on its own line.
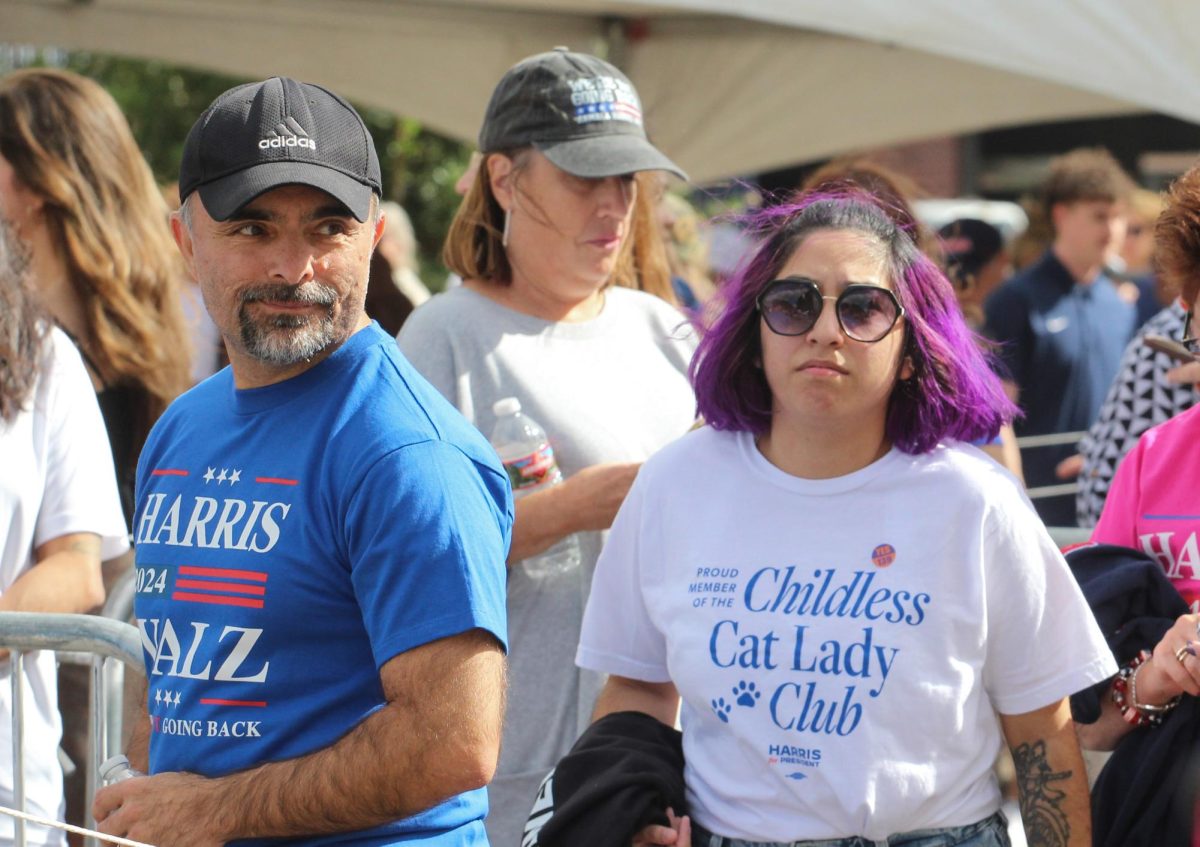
left=171, top=592, right=264, bottom=609
left=151, top=469, right=189, bottom=477
left=255, top=477, right=298, bottom=486
left=200, top=698, right=267, bottom=708
left=178, top=566, right=267, bottom=582
left=175, top=579, right=266, bottom=596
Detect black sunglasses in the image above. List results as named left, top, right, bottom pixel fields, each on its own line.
left=756, top=277, right=905, bottom=343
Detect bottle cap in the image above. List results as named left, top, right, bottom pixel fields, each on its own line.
left=98, top=754, right=131, bottom=782
left=492, top=397, right=521, bottom=417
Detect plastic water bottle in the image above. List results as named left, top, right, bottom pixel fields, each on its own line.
left=490, top=397, right=582, bottom=577
left=98, top=754, right=143, bottom=784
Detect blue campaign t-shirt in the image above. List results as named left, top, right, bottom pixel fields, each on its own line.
left=132, top=323, right=511, bottom=846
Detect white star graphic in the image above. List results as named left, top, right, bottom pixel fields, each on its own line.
left=216, top=469, right=228, bottom=484
left=228, top=469, right=242, bottom=485
left=203, top=467, right=215, bottom=484
left=154, top=689, right=162, bottom=704
left=172, top=691, right=181, bottom=706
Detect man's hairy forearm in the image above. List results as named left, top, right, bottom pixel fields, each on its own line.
left=125, top=676, right=151, bottom=772
left=192, top=630, right=505, bottom=841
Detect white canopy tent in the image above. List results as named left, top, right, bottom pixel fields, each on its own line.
left=5, top=0, right=1200, bottom=183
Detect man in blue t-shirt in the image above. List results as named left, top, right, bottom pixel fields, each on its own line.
left=93, top=78, right=511, bottom=847
left=985, top=148, right=1136, bottom=528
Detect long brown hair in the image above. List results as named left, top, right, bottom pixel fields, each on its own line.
left=0, top=218, right=45, bottom=423
left=0, top=68, right=190, bottom=438
left=442, top=150, right=675, bottom=304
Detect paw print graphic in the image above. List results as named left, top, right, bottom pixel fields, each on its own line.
left=733, top=680, right=761, bottom=709
left=711, top=697, right=732, bottom=723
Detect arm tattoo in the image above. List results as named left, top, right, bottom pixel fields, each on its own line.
left=1012, top=740, right=1072, bottom=846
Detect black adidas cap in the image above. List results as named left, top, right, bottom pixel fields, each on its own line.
left=179, top=77, right=382, bottom=222
left=479, top=48, right=685, bottom=181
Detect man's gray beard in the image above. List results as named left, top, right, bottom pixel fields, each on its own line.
left=237, top=282, right=339, bottom=366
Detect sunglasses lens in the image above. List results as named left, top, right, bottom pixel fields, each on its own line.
left=761, top=284, right=822, bottom=335
left=838, top=288, right=899, bottom=341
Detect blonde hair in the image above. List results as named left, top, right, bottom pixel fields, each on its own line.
left=659, top=191, right=715, bottom=302
left=442, top=150, right=675, bottom=304
left=1128, top=187, right=1165, bottom=224
left=0, top=68, right=190, bottom=437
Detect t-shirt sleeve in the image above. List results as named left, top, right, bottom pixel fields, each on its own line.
left=982, top=494, right=1117, bottom=714
left=1090, top=435, right=1146, bottom=548
left=345, top=439, right=511, bottom=668
left=396, top=305, right=462, bottom=409
left=576, top=472, right=671, bottom=682
left=35, top=333, right=130, bottom=560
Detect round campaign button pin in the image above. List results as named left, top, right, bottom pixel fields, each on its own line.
left=871, top=543, right=896, bottom=568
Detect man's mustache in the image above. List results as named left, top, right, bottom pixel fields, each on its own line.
left=239, top=282, right=337, bottom=306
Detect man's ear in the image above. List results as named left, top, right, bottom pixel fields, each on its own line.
left=170, top=212, right=197, bottom=279
left=372, top=208, right=387, bottom=252
left=487, top=153, right=515, bottom=212
left=1049, top=201, right=1068, bottom=234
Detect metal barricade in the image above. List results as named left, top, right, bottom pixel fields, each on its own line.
left=1010, top=430, right=1095, bottom=549
left=0, top=612, right=142, bottom=847
left=1046, top=525, right=1092, bottom=548
left=1015, top=430, right=1087, bottom=502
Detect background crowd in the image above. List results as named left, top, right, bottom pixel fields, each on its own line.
left=1, top=40, right=1199, bottom=847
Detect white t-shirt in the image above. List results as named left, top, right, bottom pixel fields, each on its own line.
left=0, top=328, right=129, bottom=847
left=577, top=428, right=1115, bottom=842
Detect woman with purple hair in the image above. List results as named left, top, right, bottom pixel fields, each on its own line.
left=575, top=193, right=1114, bottom=847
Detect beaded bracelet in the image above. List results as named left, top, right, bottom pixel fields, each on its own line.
left=1111, top=650, right=1182, bottom=727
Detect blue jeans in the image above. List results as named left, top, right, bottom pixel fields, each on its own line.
left=690, top=811, right=1011, bottom=847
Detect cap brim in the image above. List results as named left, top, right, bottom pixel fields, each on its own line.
left=197, top=161, right=377, bottom=222
left=537, top=134, right=687, bottom=181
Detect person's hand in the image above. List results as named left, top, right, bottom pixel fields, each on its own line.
left=1165, top=360, right=1200, bottom=388
left=633, top=808, right=692, bottom=847
left=94, top=771, right=226, bottom=847
left=1055, top=453, right=1084, bottom=480
left=1133, top=613, right=1200, bottom=705
left=561, top=462, right=641, bottom=532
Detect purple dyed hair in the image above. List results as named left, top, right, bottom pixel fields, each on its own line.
left=690, top=192, right=1018, bottom=454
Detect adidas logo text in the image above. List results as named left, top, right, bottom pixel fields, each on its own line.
left=259, top=136, right=316, bottom=150
left=259, top=117, right=316, bottom=151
